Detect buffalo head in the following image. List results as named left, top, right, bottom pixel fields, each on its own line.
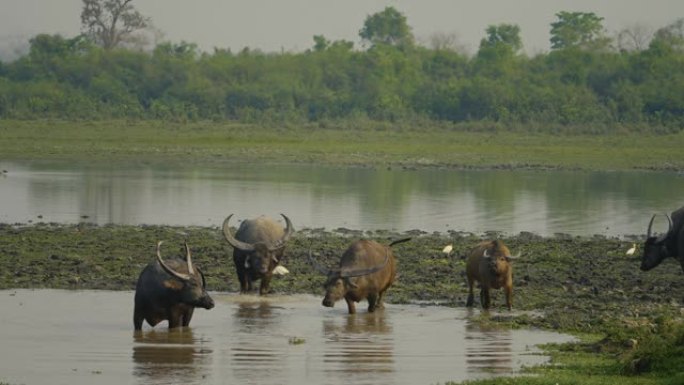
left=156, top=241, right=215, bottom=310
left=309, top=248, right=390, bottom=308
left=222, top=213, right=294, bottom=275
left=640, top=214, right=673, bottom=271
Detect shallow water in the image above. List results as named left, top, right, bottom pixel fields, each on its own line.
left=0, top=290, right=573, bottom=385
left=1, top=160, right=681, bottom=237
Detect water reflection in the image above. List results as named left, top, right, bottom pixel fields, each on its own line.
left=132, top=328, right=212, bottom=384
left=230, top=300, right=288, bottom=383
left=1, top=160, right=681, bottom=236
left=323, top=312, right=395, bottom=383
left=465, top=321, right=513, bottom=375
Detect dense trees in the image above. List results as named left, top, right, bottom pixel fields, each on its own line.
left=0, top=7, right=682, bottom=132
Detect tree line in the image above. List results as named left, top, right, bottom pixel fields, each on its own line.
left=0, top=4, right=683, bottom=133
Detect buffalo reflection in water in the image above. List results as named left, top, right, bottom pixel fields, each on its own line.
left=323, top=312, right=395, bottom=378
left=132, top=328, right=212, bottom=383
left=464, top=321, right=513, bottom=375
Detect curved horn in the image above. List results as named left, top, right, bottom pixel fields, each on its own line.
left=507, top=252, right=521, bottom=259
left=389, top=237, right=411, bottom=247
left=184, top=241, right=195, bottom=275
left=281, top=213, right=294, bottom=241
left=222, top=214, right=255, bottom=251
left=269, top=213, right=295, bottom=251
left=340, top=248, right=390, bottom=278
left=156, top=241, right=191, bottom=281
left=656, top=214, right=673, bottom=243
left=483, top=248, right=491, bottom=259
left=308, top=248, right=332, bottom=275
left=647, top=214, right=656, bottom=238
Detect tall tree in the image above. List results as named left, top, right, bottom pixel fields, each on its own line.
left=479, top=24, right=522, bottom=54
left=359, top=6, right=414, bottom=48
left=550, top=11, right=610, bottom=50
left=80, top=0, right=149, bottom=50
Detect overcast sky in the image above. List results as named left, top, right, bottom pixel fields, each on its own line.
left=1, top=0, right=683, bottom=59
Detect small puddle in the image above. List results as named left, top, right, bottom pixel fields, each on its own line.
left=0, top=290, right=573, bottom=385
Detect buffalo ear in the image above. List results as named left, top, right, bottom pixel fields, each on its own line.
left=163, top=279, right=184, bottom=291
left=344, top=277, right=358, bottom=289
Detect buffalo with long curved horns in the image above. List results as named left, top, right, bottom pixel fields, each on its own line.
left=641, top=206, right=684, bottom=273
left=222, top=214, right=295, bottom=295
left=309, top=238, right=411, bottom=314
left=133, top=241, right=215, bottom=330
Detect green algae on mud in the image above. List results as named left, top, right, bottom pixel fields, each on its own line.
left=2, top=222, right=684, bottom=384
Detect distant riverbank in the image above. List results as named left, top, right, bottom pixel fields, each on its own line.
left=1, top=120, right=683, bottom=171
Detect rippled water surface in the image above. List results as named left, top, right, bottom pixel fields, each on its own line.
left=0, top=290, right=573, bottom=385
left=1, top=160, right=681, bottom=236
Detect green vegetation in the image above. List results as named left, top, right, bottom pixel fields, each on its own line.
left=1, top=223, right=683, bottom=384
left=1, top=120, right=683, bottom=171
left=1, top=8, right=683, bottom=133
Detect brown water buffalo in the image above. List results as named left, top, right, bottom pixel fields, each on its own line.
left=133, top=241, right=215, bottom=330
left=309, top=238, right=411, bottom=314
left=465, top=240, right=516, bottom=310
left=641, top=206, right=684, bottom=273
left=222, top=214, right=294, bottom=295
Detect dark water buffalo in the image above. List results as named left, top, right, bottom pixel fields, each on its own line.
left=309, top=238, right=411, bottom=314
left=222, top=214, right=294, bottom=295
left=133, top=241, right=215, bottom=330
left=641, top=206, right=684, bottom=273
left=466, top=240, right=516, bottom=310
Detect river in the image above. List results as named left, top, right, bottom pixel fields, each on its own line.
left=1, top=159, right=680, bottom=237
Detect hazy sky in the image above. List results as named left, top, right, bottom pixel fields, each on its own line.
left=1, top=0, right=683, bottom=58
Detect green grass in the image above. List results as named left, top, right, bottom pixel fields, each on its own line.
left=1, top=119, right=683, bottom=171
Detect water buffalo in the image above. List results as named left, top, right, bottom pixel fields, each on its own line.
left=466, top=240, right=516, bottom=310
left=222, top=214, right=294, bottom=295
left=133, top=241, right=215, bottom=330
left=641, top=206, right=684, bottom=273
left=309, top=238, right=411, bottom=314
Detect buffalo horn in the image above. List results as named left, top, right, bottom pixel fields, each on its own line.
left=483, top=249, right=491, bottom=259
left=647, top=214, right=656, bottom=238
left=268, top=213, right=295, bottom=251
left=656, top=214, right=673, bottom=243
left=308, top=248, right=332, bottom=275
left=184, top=241, right=195, bottom=275
left=156, top=241, right=191, bottom=281
left=222, top=214, right=256, bottom=251
left=339, top=249, right=390, bottom=278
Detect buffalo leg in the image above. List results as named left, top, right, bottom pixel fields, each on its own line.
left=367, top=294, right=378, bottom=313
left=259, top=274, right=272, bottom=295
left=345, top=297, right=357, bottom=314
left=167, top=309, right=182, bottom=329
left=375, top=291, right=385, bottom=309
left=466, top=279, right=475, bottom=307
left=480, top=288, right=491, bottom=309
left=133, top=307, right=144, bottom=331
left=182, top=308, right=195, bottom=327
left=504, top=285, right=513, bottom=310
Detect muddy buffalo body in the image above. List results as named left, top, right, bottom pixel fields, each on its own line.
left=641, top=206, right=684, bottom=274
left=133, top=242, right=215, bottom=330
left=466, top=240, right=516, bottom=310
left=222, top=214, right=294, bottom=295
left=310, top=238, right=411, bottom=314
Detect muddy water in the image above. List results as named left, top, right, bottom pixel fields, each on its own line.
left=0, top=290, right=573, bottom=385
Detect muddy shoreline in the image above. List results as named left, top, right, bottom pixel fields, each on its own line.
left=2, top=222, right=682, bottom=335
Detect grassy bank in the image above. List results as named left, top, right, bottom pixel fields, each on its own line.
left=1, top=120, right=683, bottom=171
left=1, top=222, right=683, bottom=384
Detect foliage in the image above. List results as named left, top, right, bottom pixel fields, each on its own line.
left=80, top=0, right=150, bottom=50
left=0, top=9, right=683, bottom=131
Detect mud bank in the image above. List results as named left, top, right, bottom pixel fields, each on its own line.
left=2, top=222, right=682, bottom=335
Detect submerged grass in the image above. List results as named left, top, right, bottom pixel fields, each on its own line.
left=1, top=222, right=683, bottom=383
left=1, top=120, right=683, bottom=171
